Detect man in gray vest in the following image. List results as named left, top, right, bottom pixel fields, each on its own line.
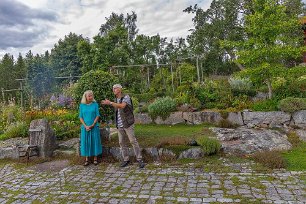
left=102, top=84, right=145, bottom=168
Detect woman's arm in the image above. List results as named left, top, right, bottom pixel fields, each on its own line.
left=80, top=118, right=90, bottom=131
left=79, top=105, right=90, bottom=131
left=89, top=116, right=100, bottom=129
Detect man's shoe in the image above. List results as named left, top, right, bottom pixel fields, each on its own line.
left=120, top=161, right=130, bottom=167
left=138, top=160, right=145, bottom=168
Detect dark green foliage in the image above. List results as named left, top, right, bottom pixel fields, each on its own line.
left=27, top=53, right=55, bottom=98
left=74, top=70, right=118, bottom=121
left=251, top=99, right=279, bottom=111
left=50, top=32, right=85, bottom=78
left=278, top=97, right=306, bottom=113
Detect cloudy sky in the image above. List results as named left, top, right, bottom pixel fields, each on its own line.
left=0, top=0, right=213, bottom=58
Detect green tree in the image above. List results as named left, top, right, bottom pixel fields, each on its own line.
left=15, top=53, right=26, bottom=80
left=185, top=0, right=244, bottom=74
left=224, top=0, right=305, bottom=98
left=27, top=54, right=54, bottom=99
left=50, top=32, right=85, bottom=80
left=74, top=70, right=118, bottom=121
left=0, top=54, right=15, bottom=101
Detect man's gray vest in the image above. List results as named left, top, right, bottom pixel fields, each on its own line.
left=114, top=94, right=135, bottom=128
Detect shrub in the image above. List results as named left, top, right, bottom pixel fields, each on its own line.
left=74, top=70, right=118, bottom=121
left=218, top=119, right=236, bottom=128
left=229, top=77, right=253, bottom=90
left=189, top=97, right=201, bottom=109
left=0, top=122, right=28, bottom=140
left=0, top=104, right=25, bottom=130
left=278, top=97, right=306, bottom=113
left=251, top=99, right=279, bottom=111
left=133, top=93, right=156, bottom=103
left=252, top=150, right=286, bottom=169
left=157, top=137, right=188, bottom=148
left=194, top=79, right=233, bottom=109
left=148, top=96, right=177, bottom=121
left=286, top=131, right=302, bottom=148
left=196, top=136, right=221, bottom=155
left=229, top=77, right=256, bottom=96
left=53, top=120, right=79, bottom=140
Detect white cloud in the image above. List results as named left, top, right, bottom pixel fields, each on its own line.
left=1, top=0, right=212, bottom=58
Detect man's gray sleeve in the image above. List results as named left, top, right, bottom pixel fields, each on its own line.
left=122, top=95, right=132, bottom=106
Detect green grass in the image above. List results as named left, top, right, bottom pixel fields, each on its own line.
left=108, top=124, right=213, bottom=147
left=282, top=142, right=306, bottom=171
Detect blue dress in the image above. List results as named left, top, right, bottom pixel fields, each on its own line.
left=79, top=102, right=102, bottom=157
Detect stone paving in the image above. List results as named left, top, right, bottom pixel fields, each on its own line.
left=0, top=159, right=305, bottom=204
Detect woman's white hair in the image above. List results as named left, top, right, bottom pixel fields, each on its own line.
left=81, top=90, right=96, bottom=104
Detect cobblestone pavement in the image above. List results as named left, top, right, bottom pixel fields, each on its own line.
left=0, top=160, right=305, bottom=204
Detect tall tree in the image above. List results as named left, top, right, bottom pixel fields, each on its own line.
left=0, top=54, right=15, bottom=100
left=27, top=54, right=54, bottom=99
left=14, top=53, right=26, bottom=80
left=223, top=0, right=305, bottom=98
left=185, top=0, right=245, bottom=74
left=50, top=32, right=85, bottom=80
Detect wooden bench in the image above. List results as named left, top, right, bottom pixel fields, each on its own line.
left=17, top=145, right=39, bottom=164
left=17, top=128, right=41, bottom=163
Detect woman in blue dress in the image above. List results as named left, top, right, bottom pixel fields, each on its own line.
left=79, top=90, right=102, bottom=166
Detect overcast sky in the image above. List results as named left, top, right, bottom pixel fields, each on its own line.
left=1, top=0, right=305, bottom=59
left=0, top=0, right=212, bottom=59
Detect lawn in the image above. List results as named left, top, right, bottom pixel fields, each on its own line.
left=282, top=142, right=306, bottom=171
left=107, top=124, right=215, bottom=147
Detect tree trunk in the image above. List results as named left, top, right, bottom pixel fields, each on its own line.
left=266, top=80, right=273, bottom=99
left=227, top=50, right=244, bottom=70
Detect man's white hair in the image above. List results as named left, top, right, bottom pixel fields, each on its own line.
left=113, top=84, right=122, bottom=89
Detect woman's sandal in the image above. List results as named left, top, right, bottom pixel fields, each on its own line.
left=83, top=161, right=89, bottom=166
left=93, top=160, right=98, bottom=165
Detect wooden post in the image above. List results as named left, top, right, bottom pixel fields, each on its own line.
left=1, top=88, right=4, bottom=102
left=20, top=81, right=23, bottom=108
left=201, top=62, right=204, bottom=83
left=179, top=66, right=182, bottom=85
left=196, top=56, right=200, bottom=83
left=69, top=73, right=73, bottom=87
left=147, top=67, right=150, bottom=89
left=170, top=64, right=174, bottom=93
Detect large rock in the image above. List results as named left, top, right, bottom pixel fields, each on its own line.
left=135, top=113, right=152, bottom=124
left=296, top=129, right=306, bottom=142
left=243, top=111, right=291, bottom=127
left=58, top=138, right=79, bottom=150
left=100, top=127, right=110, bottom=145
left=292, top=110, right=306, bottom=129
left=29, top=119, right=57, bottom=158
left=227, top=112, right=244, bottom=126
left=144, top=147, right=159, bottom=159
left=210, top=127, right=292, bottom=155
left=178, top=147, right=204, bottom=159
left=155, top=112, right=185, bottom=125
left=0, top=147, right=18, bottom=159
left=108, top=147, right=138, bottom=161
left=158, top=148, right=176, bottom=159
left=183, top=111, right=222, bottom=125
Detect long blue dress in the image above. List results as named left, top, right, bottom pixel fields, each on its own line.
left=79, top=102, right=102, bottom=157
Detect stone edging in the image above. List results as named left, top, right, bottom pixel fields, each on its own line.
left=135, top=110, right=306, bottom=129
